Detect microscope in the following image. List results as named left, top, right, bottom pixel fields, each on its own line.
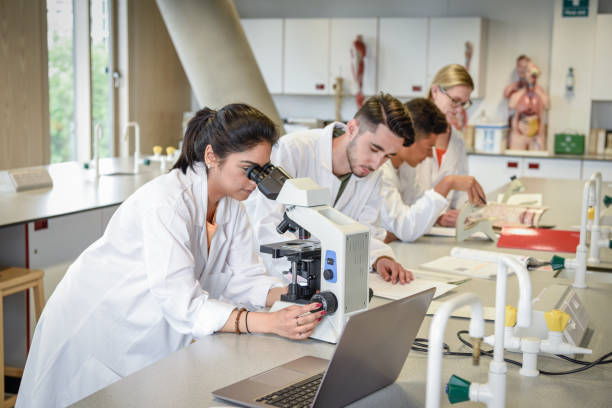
left=247, top=163, right=371, bottom=343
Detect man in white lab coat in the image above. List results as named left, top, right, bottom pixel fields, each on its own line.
left=381, top=98, right=486, bottom=243
left=247, top=94, right=415, bottom=284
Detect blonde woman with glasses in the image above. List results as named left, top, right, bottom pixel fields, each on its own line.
left=414, top=64, right=476, bottom=227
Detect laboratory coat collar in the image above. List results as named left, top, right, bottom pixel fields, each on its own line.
left=319, top=122, right=346, bottom=175
left=187, top=163, right=228, bottom=264
left=187, top=163, right=229, bottom=228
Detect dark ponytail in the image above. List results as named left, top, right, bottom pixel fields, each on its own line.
left=173, top=103, right=279, bottom=174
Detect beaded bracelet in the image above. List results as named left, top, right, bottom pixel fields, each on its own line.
left=235, top=307, right=246, bottom=334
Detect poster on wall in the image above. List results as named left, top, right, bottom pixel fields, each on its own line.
left=563, top=0, right=589, bottom=17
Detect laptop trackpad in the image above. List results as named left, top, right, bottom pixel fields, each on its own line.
left=250, top=367, right=306, bottom=388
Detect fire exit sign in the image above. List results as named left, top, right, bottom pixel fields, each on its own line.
left=563, top=0, right=589, bottom=17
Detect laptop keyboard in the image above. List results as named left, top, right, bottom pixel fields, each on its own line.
left=255, top=372, right=323, bottom=408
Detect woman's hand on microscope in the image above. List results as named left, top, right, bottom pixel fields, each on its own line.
left=268, top=302, right=326, bottom=340
left=375, top=257, right=414, bottom=285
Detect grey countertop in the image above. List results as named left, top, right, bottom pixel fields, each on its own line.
left=73, top=177, right=612, bottom=408
left=0, top=158, right=164, bottom=228
left=467, top=150, right=612, bottom=162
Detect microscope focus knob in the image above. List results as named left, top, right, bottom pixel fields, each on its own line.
left=323, top=269, right=334, bottom=280
left=544, top=309, right=570, bottom=332
left=310, top=292, right=338, bottom=315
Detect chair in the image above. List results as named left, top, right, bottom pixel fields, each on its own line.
left=0, top=268, right=45, bottom=408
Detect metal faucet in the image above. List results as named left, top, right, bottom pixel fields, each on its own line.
left=94, top=123, right=103, bottom=177
left=123, top=121, right=141, bottom=174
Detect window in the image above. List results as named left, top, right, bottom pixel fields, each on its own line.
left=47, top=0, right=113, bottom=163
left=91, top=0, right=112, bottom=158
left=47, top=0, right=75, bottom=163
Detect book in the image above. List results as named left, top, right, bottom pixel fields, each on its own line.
left=497, top=227, right=580, bottom=253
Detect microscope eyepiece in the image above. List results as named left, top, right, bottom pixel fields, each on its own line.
left=247, top=162, right=291, bottom=200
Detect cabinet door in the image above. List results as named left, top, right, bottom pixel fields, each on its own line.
left=329, top=18, right=377, bottom=96
left=468, top=155, right=523, bottom=193
left=28, top=210, right=104, bottom=269
left=582, top=160, right=612, bottom=182
left=378, top=18, right=428, bottom=97
left=428, top=17, right=485, bottom=98
left=591, top=15, right=612, bottom=101
left=241, top=19, right=284, bottom=94
left=283, top=19, right=330, bottom=95
left=522, top=158, right=581, bottom=180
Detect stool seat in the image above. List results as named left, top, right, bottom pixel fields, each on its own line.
left=0, top=267, right=45, bottom=408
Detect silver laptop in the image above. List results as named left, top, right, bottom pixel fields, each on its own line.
left=213, top=287, right=435, bottom=408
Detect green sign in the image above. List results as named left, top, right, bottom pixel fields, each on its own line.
left=563, top=0, right=589, bottom=17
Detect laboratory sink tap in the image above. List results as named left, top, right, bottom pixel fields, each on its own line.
left=559, top=175, right=598, bottom=288
left=123, top=121, right=141, bottom=174
left=519, top=309, right=592, bottom=377
left=93, top=123, right=103, bottom=178
left=425, top=293, right=485, bottom=408
left=587, top=172, right=611, bottom=264
left=444, top=256, right=532, bottom=408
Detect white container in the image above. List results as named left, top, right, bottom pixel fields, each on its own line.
left=474, top=123, right=509, bottom=154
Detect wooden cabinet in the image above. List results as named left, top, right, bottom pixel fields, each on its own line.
left=378, top=18, right=428, bottom=97
left=283, top=19, right=330, bottom=95
left=428, top=17, right=486, bottom=98
left=241, top=18, right=284, bottom=94
left=591, top=15, right=612, bottom=101
left=329, top=18, right=378, bottom=96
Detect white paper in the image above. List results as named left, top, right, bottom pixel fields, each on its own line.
left=369, top=273, right=456, bottom=300
left=427, top=300, right=496, bottom=321
left=421, top=256, right=508, bottom=280
left=496, top=193, right=543, bottom=206
left=425, top=226, right=490, bottom=240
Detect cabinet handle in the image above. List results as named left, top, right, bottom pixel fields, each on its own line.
left=315, top=83, right=325, bottom=90
left=528, top=163, right=540, bottom=170
left=34, top=219, right=48, bottom=230
left=507, top=161, right=518, bottom=168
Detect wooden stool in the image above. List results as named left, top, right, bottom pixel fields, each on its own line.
left=0, top=268, right=45, bottom=408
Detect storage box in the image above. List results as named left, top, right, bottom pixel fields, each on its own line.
left=554, top=133, right=585, bottom=155
left=474, top=123, right=509, bottom=154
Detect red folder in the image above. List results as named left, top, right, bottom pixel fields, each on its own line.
left=497, top=227, right=580, bottom=253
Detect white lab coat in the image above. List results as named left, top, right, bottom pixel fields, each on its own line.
left=16, top=164, right=282, bottom=408
left=415, top=127, right=469, bottom=209
left=245, top=122, right=396, bottom=277
left=380, top=161, right=448, bottom=242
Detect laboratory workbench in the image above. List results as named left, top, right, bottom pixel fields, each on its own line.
left=0, top=158, right=165, bottom=370
left=0, top=158, right=164, bottom=228
left=73, top=178, right=612, bottom=408
left=467, top=150, right=612, bottom=162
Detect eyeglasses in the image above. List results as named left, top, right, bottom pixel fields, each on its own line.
left=439, top=86, right=472, bottom=110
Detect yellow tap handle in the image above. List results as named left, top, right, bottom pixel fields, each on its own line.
left=505, top=305, right=517, bottom=327
left=544, top=309, right=570, bottom=332
left=166, top=146, right=176, bottom=156
left=587, top=207, right=595, bottom=221
left=153, top=145, right=162, bottom=155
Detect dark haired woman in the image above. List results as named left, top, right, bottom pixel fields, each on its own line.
left=16, top=104, right=324, bottom=408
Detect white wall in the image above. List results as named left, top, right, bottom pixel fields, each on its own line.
left=235, top=0, right=555, bottom=124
